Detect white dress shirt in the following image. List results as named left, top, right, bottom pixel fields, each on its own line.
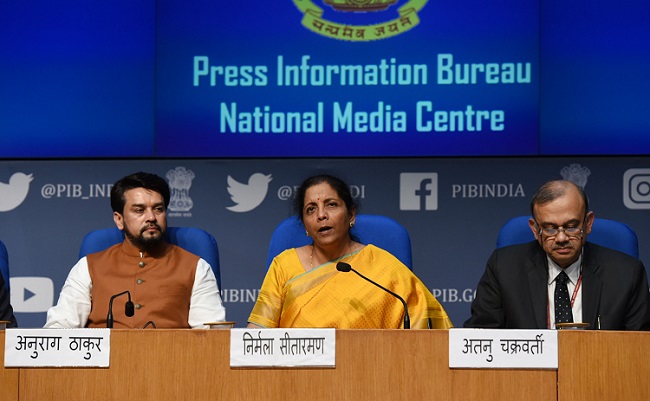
left=547, top=255, right=583, bottom=329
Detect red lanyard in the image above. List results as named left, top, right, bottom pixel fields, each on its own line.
left=546, top=272, right=583, bottom=329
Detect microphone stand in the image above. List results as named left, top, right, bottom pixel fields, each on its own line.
left=107, top=290, right=135, bottom=328
left=337, top=262, right=410, bottom=329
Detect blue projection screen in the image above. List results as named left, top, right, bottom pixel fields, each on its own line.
left=0, top=1, right=155, bottom=158
left=1, top=0, right=648, bottom=158
left=155, top=0, right=539, bottom=157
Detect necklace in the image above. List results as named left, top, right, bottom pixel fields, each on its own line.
left=309, top=242, right=357, bottom=270
left=310, top=246, right=315, bottom=270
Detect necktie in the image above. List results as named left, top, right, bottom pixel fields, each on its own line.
left=554, top=271, right=574, bottom=325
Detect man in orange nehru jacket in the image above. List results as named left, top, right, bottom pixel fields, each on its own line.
left=45, top=172, right=225, bottom=329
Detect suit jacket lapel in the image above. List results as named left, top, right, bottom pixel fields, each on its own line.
left=527, top=245, right=549, bottom=329
left=581, top=243, right=602, bottom=328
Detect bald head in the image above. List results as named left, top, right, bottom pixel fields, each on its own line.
left=530, top=180, right=589, bottom=219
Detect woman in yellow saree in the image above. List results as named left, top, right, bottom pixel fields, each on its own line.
left=248, top=174, right=452, bottom=329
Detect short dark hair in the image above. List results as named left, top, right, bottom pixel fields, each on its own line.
left=530, top=180, right=589, bottom=218
left=293, top=174, right=357, bottom=223
left=110, top=172, right=170, bottom=214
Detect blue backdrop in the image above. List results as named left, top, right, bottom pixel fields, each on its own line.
left=2, top=158, right=649, bottom=328
left=0, top=1, right=649, bottom=327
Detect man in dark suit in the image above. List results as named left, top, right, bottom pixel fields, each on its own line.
left=464, top=180, right=650, bottom=330
left=0, top=274, right=17, bottom=327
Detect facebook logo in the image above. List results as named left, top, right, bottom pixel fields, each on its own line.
left=400, top=173, right=438, bottom=211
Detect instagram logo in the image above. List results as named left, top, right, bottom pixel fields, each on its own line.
left=400, top=173, right=438, bottom=211
left=623, top=169, right=650, bottom=209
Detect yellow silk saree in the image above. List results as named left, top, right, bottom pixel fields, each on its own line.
left=248, top=245, right=452, bottom=329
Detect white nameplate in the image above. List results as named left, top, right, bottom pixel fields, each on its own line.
left=4, top=328, right=110, bottom=367
left=230, top=328, right=335, bottom=368
left=449, top=329, right=558, bottom=369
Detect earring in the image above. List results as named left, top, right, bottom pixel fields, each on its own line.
left=349, top=221, right=354, bottom=228
left=305, top=230, right=309, bottom=236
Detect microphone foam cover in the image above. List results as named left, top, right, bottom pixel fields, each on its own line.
left=125, top=301, right=135, bottom=317
left=336, top=262, right=352, bottom=272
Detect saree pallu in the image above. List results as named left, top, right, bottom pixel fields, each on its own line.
left=248, top=245, right=452, bottom=329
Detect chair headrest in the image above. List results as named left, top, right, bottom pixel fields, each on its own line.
left=79, top=227, right=222, bottom=289
left=266, top=214, right=413, bottom=269
left=496, top=216, right=639, bottom=258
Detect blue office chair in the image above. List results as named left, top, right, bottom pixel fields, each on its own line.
left=79, top=227, right=222, bottom=289
left=496, top=216, right=639, bottom=258
left=266, top=214, right=413, bottom=269
left=0, top=240, right=10, bottom=293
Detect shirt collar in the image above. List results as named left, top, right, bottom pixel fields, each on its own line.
left=546, top=252, right=582, bottom=285
left=119, top=239, right=170, bottom=258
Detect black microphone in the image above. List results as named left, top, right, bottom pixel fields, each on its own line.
left=106, top=290, right=135, bottom=328
left=336, top=262, right=410, bottom=329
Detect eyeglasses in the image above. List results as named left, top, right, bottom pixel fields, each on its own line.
left=535, top=219, right=585, bottom=239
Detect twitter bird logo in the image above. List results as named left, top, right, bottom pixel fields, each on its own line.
left=226, top=173, right=273, bottom=212
left=0, top=172, right=33, bottom=212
